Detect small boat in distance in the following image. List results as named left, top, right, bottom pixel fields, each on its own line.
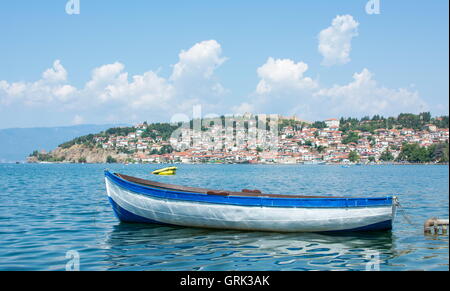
left=152, top=166, right=177, bottom=176
left=104, top=171, right=398, bottom=233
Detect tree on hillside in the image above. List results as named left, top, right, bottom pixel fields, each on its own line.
left=337, top=112, right=448, bottom=133
left=380, top=149, right=394, bottom=162
left=432, top=116, right=449, bottom=129
left=316, top=145, right=327, bottom=153
left=106, top=156, right=117, bottom=163
left=397, top=112, right=432, bottom=130
left=420, top=112, right=431, bottom=123
left=348, top=151, right=360, bottom=163
left=304, top=140, right=313, bottom=146
left=429, top=142, right=449, bottom=163
left=342, top=132, right=359, bottom=144
left=397, top=143, right=431, bottom=163
left=311, top=121, right=327, bottom=129
left=104, top=127, right=135, bottom=137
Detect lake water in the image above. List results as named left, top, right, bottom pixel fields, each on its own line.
left=0, top=164, right=448, bottom=271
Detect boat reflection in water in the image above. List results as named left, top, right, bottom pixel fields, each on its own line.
left=103, top=223, right=396, bottom=271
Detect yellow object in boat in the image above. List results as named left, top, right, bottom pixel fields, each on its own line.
left=152, top=167, right=177, bottom=175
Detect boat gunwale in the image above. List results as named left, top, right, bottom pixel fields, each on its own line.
left=105, top=171, right=394, bottom=208
left=116, top=172, right=340, bottom=199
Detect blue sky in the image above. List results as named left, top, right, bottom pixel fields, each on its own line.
left=0, top=0, right=448, bottom=129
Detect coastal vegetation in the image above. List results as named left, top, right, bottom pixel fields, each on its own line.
left=339, top=112, right=448, bottom=133
left=396, top=142, right=449, bottom=163
left=279, top=119, right=309, bottom=130
left=29, top=150, right=65, bottom=162
left=59, top=134, right=97, bottom=149
left=380, top=149, right=395, bottom=162
left=106, top=156, right=117, bottom=164
left=140, top=123, right=180, bottom=140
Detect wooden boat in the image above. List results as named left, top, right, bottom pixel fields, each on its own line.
left=152, top=166, right=177, bottom=176
left=104, top=170, right=398, bottom=233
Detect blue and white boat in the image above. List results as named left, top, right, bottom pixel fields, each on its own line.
left=104, top=170, right=398, bottom=233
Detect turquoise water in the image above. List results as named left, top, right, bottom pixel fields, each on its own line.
left=0, top=164, right=448, bottom=271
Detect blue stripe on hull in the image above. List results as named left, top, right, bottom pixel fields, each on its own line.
left=108, top=197, right=171, bottom=226
left=108, top=196, right=392, bottom=233
left=323, top=220, right=392, bottom=233
left=105, top=171, right=394, bottom=209
left=347, top=220, right=392, bottom=231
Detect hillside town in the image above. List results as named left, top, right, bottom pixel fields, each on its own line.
left=31, top=114, right=449, bottom=164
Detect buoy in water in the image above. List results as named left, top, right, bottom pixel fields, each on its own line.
left=152, top=167, right=177, bottom=176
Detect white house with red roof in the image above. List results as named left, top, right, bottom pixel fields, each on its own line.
left=325, top=118, right=340, bottom=128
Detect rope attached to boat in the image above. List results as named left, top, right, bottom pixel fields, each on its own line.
left=395, top=198, right=417, bottom=227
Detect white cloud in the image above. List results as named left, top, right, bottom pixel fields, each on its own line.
left=318, top=15, right=359, bottom=66
left=79, top=40, right=227, bottom=111
left=86, top=63, right=125, bottom=90
left=0, top=40, right=228, bottom=125
left=170, top=40, right=228, bottom=102
left=235, top=60, right=427, bottom=120
left=80, top=40, right=227, bottom=111
left=42, top=60, right=68, bottom=83
left=53, top=85, right=77, bottom=102
left=171, top=40, right=226, bottom=81
left=0, top=38, right=432, bottom=126
left=0, top=81, right=25, bottom=103
left=256, top=57, right=318, bottom=95
left=126, top=72, right=175, bottom=109
left=83, top=62, right=128, bottom=103
left=0, top=60, right=77, bottom=106
left=234, top=57, right=318, bottom=117
left=315, top=68, right=428, bottom=116
left=81, top=62, right=175, bottom=109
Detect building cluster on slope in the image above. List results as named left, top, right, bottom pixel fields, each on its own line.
left=90, top=117, right=449, bottom=164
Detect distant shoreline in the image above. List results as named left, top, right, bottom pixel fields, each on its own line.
left=4, top=161, right=448, bottom=166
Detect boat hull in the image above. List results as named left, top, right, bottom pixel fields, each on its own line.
left=105, top=172, right=396, bottom=233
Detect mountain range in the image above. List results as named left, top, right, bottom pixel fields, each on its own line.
left=0, top=124, right=126, bottom=163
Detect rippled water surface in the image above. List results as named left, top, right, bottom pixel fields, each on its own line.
left=0, top=164, right=448, bottom=271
